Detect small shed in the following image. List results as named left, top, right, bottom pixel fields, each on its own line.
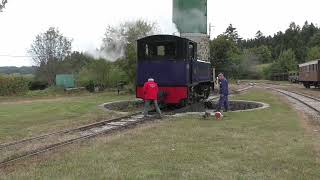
left=56, top=74, right=75, bottom=88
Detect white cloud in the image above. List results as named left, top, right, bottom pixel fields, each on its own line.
left=0, top=0, right=319, bottom=66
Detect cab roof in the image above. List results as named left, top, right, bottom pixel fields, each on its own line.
left=137, top=34, right=195, bottom=44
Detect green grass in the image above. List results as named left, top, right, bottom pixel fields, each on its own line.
left=0, top=92, right=133, bottom=142
left=1, top=89, right=319, bottom=179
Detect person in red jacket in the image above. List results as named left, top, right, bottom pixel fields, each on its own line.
left=143, top=78, right=162, bottom=118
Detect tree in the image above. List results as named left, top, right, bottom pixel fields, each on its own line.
left=101, top=20, right=158, bottom=85
left=251, top=45, right=272, bottom=63
left=306, top=46, right=320, bottom=61
left=255, top=30, right=264, bottom=40
left=223, top=24, right=241, bottom=43
left=209, top=35, right=240, bottom=77
left=301, top=21, right=318, bottom=44
left=78, top=58, right=127, bottom=91
left=0, top=0, right=7, bottom=12
left=277, top=49, right=298, bottom=72
left=29, top=27, right=72, bottom=85
left=61, top=51, right=93, bottom=74
left=309, top=32, right=320, bottom=47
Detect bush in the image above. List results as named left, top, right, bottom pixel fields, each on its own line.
left=0, top=75, right=30, bottom=96
left=29, top=80, right=48, bottom=90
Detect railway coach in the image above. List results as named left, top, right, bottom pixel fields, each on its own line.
left=136, top=35, right=214, bottom=105
left=298, top=59, right=320, bottom=88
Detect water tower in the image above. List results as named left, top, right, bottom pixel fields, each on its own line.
left=173, top=0, right=209, bottom=61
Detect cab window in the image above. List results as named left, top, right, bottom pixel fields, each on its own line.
left=189, top=43, right=195, bottom=60
left=143, top=41, right=176, bottom=60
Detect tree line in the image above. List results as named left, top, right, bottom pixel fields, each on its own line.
left=5, top=20, right=319, bottom=95
left=0, top=66, right=36, bottom=75
left=211, top=21, right=320, bottom=79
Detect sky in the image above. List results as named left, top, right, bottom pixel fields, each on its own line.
left=0, top=0, right=319, bottom=67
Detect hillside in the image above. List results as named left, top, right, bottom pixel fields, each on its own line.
left=0, top=66, right=36, bottom=75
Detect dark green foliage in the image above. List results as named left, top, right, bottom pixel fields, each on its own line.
left=309, top=32, right=320, bottom=47
left=277, top=49, right=298, bottom=72
left=209, top=35, right=240, bottom=77
left=306, top=46, right=320, bottom=60
left=240, top=21, right=320, bottom=63
left=28, top=80, right=48, bottom=91
left=0, top=75, right=29, bottom=96
left=78, top=58, right=127, bottom=91
left=78, top=59, right=112, bottom=91
left=117, top=43, right=137, bottom=84
left=59, top=51, right=93, bottom=74
left=211, top=21, right=320, bottom=80
left=250, top=45, right=272, bottom=63
left=263, top=49, right=298, bottom=79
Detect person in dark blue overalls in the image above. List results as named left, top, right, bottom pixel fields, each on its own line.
left=217, top=73, right=229, bottom=112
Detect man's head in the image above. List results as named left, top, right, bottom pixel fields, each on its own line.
left=218, top=73, right=225, bottom=80
left=148, top=78, right=154, bottom=82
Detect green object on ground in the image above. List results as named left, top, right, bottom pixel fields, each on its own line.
left=56, top=74, right=75, bottom=88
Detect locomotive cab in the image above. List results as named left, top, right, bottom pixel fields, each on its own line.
left=136, top=35, right=213, bottom=105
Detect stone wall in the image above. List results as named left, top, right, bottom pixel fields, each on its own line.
left=181, top=33, right=210, bottom=62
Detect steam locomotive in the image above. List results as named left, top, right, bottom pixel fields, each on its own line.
left=136, top=35, right=214, bottom=105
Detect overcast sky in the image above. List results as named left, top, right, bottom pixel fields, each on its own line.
left=0, top=0, right=319, bottom=67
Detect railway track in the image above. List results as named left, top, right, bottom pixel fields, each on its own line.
left=0, top=112, right=152, bottom=168
left=0, top=86, right=254, bottom=168
left=266, top=87, right=320, bottom=114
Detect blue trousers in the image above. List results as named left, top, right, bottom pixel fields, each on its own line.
left=217, top=95, right=229, bottom=112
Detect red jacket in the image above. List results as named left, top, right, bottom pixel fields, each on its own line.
left=143, top=81, right=158, bottom=100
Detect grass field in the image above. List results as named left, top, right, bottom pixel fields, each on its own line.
left=1, top=89, right=320, bottom=179
left=0, top=92, right=133, bottom=142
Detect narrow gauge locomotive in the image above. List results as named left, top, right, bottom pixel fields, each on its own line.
left=136, top=35, right=214, bottom=105
left=298, top=59, right=320, bottom=88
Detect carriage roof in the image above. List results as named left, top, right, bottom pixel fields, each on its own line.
left=299, top=60, right=320, bottom=67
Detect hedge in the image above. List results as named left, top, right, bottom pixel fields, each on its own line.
left=0, top=75, right=29, bottom=96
